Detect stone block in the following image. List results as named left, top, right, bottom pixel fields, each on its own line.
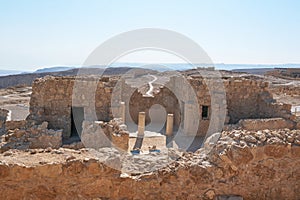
left=239, top=118, right=295, bottom=131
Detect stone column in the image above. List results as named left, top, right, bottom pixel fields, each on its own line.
left=138, top=112, right=145, bottom=136
left=133, top=112, right=145, bottom=150
left=166, top=114, right=174, bottom=136
left=120, top=102, right=125, bottom=124
left=184, top=102, right=193, bottom=134
left=166, top=113, right=174, bottom=148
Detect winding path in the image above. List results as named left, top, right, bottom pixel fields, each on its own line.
left=145, top=75, right=158, bottom=97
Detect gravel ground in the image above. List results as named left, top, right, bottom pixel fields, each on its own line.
left=0, top=86, right=31, bottom=120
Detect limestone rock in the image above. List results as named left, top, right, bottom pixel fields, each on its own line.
left=227, top=145, right=254, bottom=165
left=244, top=135, right=257, bottom=143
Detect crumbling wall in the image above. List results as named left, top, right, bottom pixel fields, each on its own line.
left=188, top=77, right=292, bottom=132
left=0, top=122, right=62, bottom=152
left=28, top=75, right=293, bottom=138
left=239, top=118, right=295, bottom=131
left=5, top=120, right=27, bottom=131
left=81, top=118, right=129, bottom=151
left=269, top=85, right=300, bottom=96
left=0, top=129, right=299, bottom=199
left=259, top=101, right=292, bottom=119
left=223, top=78, right=292, bottom=123
left=27, top=76, right=117, bottom=138
left=224, top=79, right=265, bottom=123
left=0, top=108, right=8, bottom=135
left=170, top=76, right=292, bottom=133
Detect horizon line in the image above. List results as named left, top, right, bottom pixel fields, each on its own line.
left=1, top=62, right=300, bottom=72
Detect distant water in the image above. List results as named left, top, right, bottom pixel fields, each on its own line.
left=109, top=62, right=300, bottom=71
left=0, top=70, right=25, bottom=77
left=1, top=63, right=300, bottom=76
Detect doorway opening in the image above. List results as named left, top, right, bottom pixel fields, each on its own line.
left=71, top=107, right=84, bottom=138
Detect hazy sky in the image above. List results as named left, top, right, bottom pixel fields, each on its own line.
left=1, top=0, right=300, bottom=70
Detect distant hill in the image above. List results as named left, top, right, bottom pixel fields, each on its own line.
left=0, top=67, right=157, bottom=89
left=1, top=63, right=300, bottom=88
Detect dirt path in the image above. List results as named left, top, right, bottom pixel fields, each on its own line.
left=145, top=75, right=157, bottom=97
left=0, top=86, right=31, bottom=120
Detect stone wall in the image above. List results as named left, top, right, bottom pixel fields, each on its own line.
left=224, top=79, right=266, bottom=123
left=0, top=108, right=8, bottom=135
left=223, top=79, right=293, bottom=123
left=28, top=75, right=293, bottom=138
left=5, top=120, right=27, bottom=131
left=0, top=122, right=62, bottom=152
left=269, top=85, right=300, bottom=96
left=239, top=118, right=296, bottom=131
left=174, top=76, right=292, bottom=132
left=81, top=118, right=129, bottom=151
left=27, top=76, right=118, bottom=138
left=184, top=75, right=224, bottom=136
left=0, top=129, right=299, bottom=199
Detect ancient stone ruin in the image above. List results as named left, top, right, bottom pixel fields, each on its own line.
left=0, top=69, right=299, bottom=199
left=27, top=74, right=295, bottom=138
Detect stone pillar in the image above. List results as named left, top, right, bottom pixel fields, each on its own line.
left=166, top=113, right=174, bottom=148
left=133, top=112, right=145, bottom=150
left=184, top=102, right=193, bottom=134
left=166, top=114, right=174, bottom=136
left=120, top=102, right=125, bottom=124
left=138, top=112, right=145, bottom=136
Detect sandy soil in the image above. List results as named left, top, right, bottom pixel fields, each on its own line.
left=0, top=148, right=95, bottom=166
left=128, top=136, right=167, bottom=152
left=0, top=86, right=31, bottom=120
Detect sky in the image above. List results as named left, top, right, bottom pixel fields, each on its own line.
left=0, top=0, right=300, bottom=71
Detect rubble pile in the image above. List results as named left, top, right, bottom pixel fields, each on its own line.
left=0, top=122, right=62, bottom=152
left=81, top=118, right=129, bottom=151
